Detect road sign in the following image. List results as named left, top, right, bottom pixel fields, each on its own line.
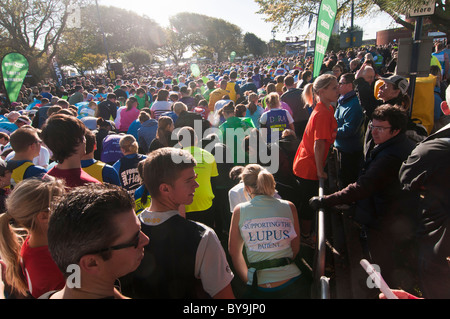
left=409, top=0, right=435, bottom=17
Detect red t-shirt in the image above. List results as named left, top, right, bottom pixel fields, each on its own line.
left=293, top=102, right=337, bottom=180
left=20, top=237, right=65, bottom=298
left=46, top=167, right=101, bottom=188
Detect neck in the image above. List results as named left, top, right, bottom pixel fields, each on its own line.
left=12, top=152, right=34, bottom=162
left=318, top=98, right=332, bottom=109
left=56, top=156, right=82, bottom=170
left=81, top=153, right=94, bottom=161
left=27, top=229, right=48, bottom=248
left=60, top=285, right=117, bottom=300
left=149, top=197, right=179, bottom=212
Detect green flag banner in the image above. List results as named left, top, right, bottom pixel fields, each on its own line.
left=190, top=63, right=201, bottom=78
left=230, top=51, right=236, bottom=63
left=313, top=0, right=337, bottom=78
left=1, top=53, right=29, bottom=103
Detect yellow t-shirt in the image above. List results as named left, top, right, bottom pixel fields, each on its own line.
left=183, top=146, right=219, bottom=212
left=208, top=89, right=229, bottom=112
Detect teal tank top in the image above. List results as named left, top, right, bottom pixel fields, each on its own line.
left=238, top=195, right=301, bottom=284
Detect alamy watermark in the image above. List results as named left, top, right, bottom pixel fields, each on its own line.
left=169, top=119, right=281, bottom=174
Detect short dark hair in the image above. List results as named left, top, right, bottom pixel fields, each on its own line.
left=41, top=114, right=86, bottom=163
left=48, top=183, right=134, bottom=274
left=84, top=129, right=96, bottom=154
left=9, top=126, right=39, bottom=153
left=140, top=148, right=196, bottom=198
left=372, top=104, right=408, bottom=133
left=341, top=73, right=356, bottom=89
left=284, top=75, right=295, bottom=87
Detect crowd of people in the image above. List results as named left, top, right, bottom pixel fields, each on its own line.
left=0, top=39, right=449, bottom=300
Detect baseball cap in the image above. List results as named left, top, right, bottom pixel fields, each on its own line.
left=380, top=74, right=409, bottom=95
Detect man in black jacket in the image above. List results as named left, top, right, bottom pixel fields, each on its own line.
left=97, top=93, right=118, bottom=121
left=280, top=75, right=309, bottom=139
left=399, top=89, right=450, bottom=299
left=310, top=104, right=418, bottom=297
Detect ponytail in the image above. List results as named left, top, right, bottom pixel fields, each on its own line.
left=0, top=212, right=29, bottom=296
left=302, top=83, right=314, bottom=108
left=241, top=164, right=276, bottom=197
left=0, top=177, right=66, bottom=297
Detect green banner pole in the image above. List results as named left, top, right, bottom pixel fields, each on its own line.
left=313, top=0, right=338, bottom=78
left=1, top=52, right=29, bottom=105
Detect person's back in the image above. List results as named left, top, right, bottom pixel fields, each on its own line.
left=137, top=119, right=158, bottom=154
left=101, top=134, right=123, bottom=165
left=280, top=83, right=309, bottom=138
left=97, top=95, right=118, bottom=121
left=124, top=211, right=213, bottom=298
left=399, top=123, right=450, bottom=298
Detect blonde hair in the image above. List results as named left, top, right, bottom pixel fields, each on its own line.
left=0, top=177, right=65, bottom=296
left=302, top=74, right=337, bottom=107
left=240, top=164, right=276, bottom=197
left=266, top=92, right=280, bottom=109
left=119, top=134, right=138, bottom=154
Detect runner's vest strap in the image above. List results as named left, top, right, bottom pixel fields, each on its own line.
left=11, top=161, right=34, bottom=185
left=248, top=257, right=293, bottom=270
left=247, top=257, right=293, bottom=287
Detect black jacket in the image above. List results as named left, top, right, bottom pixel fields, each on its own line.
left=399, top=124, right=450, bottom=262
left=324, top=132, right=417, bottom=232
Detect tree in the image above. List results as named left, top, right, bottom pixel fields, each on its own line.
left=122, top=47, right=151, bottom=70
left=0, top=0, right=87, bottom=83
left=243, top=32, right=268, bottom=57
left=168, top=12, right=242, bottom=62
left=157, top=26, right=192, bottom=66
left=75, top=53, right=106, bottom=75
left=255, top=0, right=449, bottom=37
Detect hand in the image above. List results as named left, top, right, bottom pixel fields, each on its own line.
left=309, top=196, right=326, bottom=211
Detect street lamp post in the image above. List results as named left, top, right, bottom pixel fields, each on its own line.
left=95, top=0, right=112, bottom=77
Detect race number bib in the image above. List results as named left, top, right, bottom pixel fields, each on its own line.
left=240, top=217, right=297, bottom=252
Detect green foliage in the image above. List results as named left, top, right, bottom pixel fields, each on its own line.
left=244, top=33, right=268, bottom=57
left=122, top=47, right=151, bottom=70
left=254, top=0, right=448, bottom=35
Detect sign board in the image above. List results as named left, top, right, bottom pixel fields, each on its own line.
left=408, top=0, right=435, bottom=17
left=340, top=30, right=363, bottom=49
left=396, top=37, right=434, bottom=78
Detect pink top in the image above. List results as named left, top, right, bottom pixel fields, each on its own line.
left=118, top=107, right=140, bottom=132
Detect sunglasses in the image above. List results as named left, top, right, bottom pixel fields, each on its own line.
left=86, top=230, right=141, bottom=255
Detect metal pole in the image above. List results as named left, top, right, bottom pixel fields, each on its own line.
left=314, top=178, right=327, bottom=298
left=350, top=0, right=354, bottom=48
left=409, top=16, right=423, bottom=116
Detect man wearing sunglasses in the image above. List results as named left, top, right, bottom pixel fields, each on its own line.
left=44, top=183, right=149, bottom=299
left=309, top=104, right=418, bottom=298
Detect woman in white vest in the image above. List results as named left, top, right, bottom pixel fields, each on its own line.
left=228, top=164, right=310, bottom=299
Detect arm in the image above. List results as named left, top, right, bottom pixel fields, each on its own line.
left=314, top=139, right=328, bottom=179
left=228, top=206, right=248, bottom=283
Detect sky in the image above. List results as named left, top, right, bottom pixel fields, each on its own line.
left=97, top=0, right=403, bottom=42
